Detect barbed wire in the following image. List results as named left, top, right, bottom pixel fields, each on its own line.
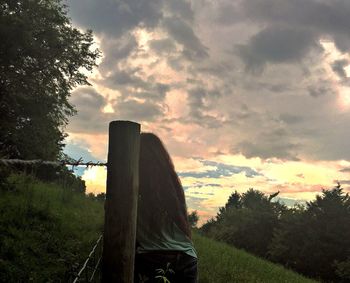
left=1, top=158, right=105, bottom=281
left=73, top=234, right=103, bottom=283
left=0, top=158, right=107, bottom=168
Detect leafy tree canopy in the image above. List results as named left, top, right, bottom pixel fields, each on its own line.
left=0, top=0, right=99, bottom=160
left=201, top=186, right=350, bottom=281
left=269, top=186, right=350, bottom=281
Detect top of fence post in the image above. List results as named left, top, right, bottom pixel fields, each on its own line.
left=102, top=120, right=140, bottom=283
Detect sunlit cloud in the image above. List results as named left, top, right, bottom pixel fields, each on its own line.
left=65, top=0, right=350, bottom=224
left=82, top=166, right=107, bottom=195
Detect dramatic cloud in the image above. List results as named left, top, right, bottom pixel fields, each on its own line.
left=64, top=0, right=350, bottom=222
left=69, top=87, right=109, bottom=134
left=237, top=26, right=318, bottom=71
left=67, top=0, right=162, bottom=37
left=332, top=59, right=349, bottom=79
left=162, top=17, right=209, bottom=60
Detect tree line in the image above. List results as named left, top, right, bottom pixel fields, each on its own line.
left=0, top=0, right=99, bottom=188
left=199, top=186, right=350, bottom=282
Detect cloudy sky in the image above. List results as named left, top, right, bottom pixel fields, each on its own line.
left=64, top=0, right=350, bottom=224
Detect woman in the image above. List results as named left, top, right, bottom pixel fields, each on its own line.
left=135, top=133, right=198, bottom=283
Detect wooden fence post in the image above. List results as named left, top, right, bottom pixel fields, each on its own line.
left=102, top=121, right=140, bottom=283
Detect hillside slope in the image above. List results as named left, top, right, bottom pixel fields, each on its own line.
left=193, top=232, right=317, bottom=283
left=0, top=174, right=317, bottom=282
left=0, top=174, right=104, bottom=282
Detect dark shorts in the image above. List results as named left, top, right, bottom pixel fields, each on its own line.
left=134, top=251, right=198, bottom=283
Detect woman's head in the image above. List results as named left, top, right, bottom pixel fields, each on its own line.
left=138, top=133, right=191, bottom=238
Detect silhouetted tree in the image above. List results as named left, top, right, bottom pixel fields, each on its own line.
left=0, top=0, right=99, bottom=160
left=226, top=191, right=242, bottom=209
left=202, top=189, right=286, bottom=257
left=269, top=186, right=350, bottom=281
left=188, top=210, right=199, bottom=228
left=96, top=192, right=106, bottom=202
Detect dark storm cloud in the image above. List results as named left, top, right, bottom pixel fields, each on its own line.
left=149, top=38, right=177, bottom=54
left=67, top=0, right=206, bottom=64
left=198, top=64, right=232, bottom=77
left=242, top=0, right=350, bottom=37
left=332, top=59, right=349, bottom=79
left=102, top=67, right=171, bottom=102
left=307, top=85, right=332, bottom=98
left=98, top=34, right=138, bottom=73
left=234, top=128, right=300, bottom=160
left=187, top=87, right=212, bottom=114
left=69, top=87, right=110, bottom=133
left=237, top=26, right=317, bottom=71
left=163, top=17, right=209, bottom=60
left=102, top=34, right=138, bottom=61
left=164, top=0, right=194, bottom=22
left=68, top=87, right=164, bottom=134
left=235, top=140, right=299, bottom=160
left=70, top=87, right=105, bottom=112
left=67, top=0, right=162, bottom=37
left=114, top=99, right=163, bottom=121
left=235, top=0, right=350, bottom=70
left=166, top=56, right=185, bottom=71
left=332, top=34, right=350, bottom=54
left=212, top=2, right=245, bottom=25
left=66, top=0, right=209, bottom=125
left=178, top=159, right=261, bottom=179
left=183, top=87, right=222, bottom=128
left=103, top=69, right=148, bottom=88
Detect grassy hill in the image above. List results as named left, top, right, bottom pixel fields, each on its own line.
left=0, top=174, right=317, bottom=282
left=193, top=233, right=317, bottom=283
left=0, top=174, right=104, bottom=282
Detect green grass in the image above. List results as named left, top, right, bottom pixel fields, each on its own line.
left=0, top=174, right=318, bottom=282
left=193, top=232, right=318, bottom=283
left=0, top=174, right=104, bottom=282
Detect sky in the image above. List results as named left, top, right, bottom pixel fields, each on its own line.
left=64, top=0, right=350, bottom=225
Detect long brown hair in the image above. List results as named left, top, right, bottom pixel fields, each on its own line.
left=138, top=133, right=191, bottom=239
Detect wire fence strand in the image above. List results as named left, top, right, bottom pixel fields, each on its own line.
left=0, top=158, right=107, bottom=168
left=72, top=234, right=103, bottom=283
left=1, top=158, right=106, bottom=282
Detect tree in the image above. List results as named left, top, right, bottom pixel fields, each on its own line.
left=188, top=210, right=199, bottom=228
left=335, top=258, right=350, bottom=282
left=215, top=191, right=241, bottom=223
left=0, top=0, right=99, bottom=160
left=200, top=217, right=216, bottom=234
left=201, top=189, right=286, bottom=257
left=269, top=186, right=350, bottom=281
left=226, top=191, right=242, bottom=209
left=96, top=192, right=106, bottom=202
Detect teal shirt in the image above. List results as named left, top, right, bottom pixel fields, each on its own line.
left=136, top=212, right=197, bottom=259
